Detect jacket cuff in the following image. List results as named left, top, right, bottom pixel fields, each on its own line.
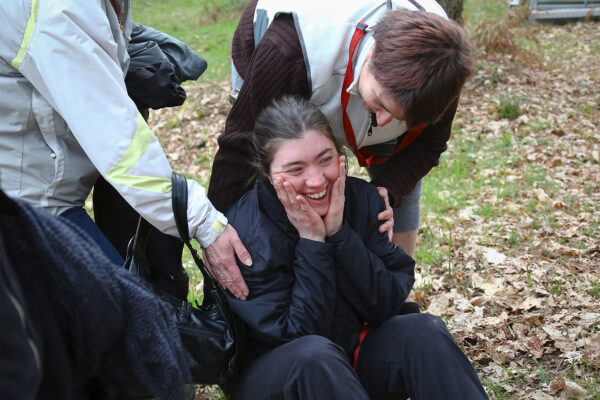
left=193, top=210, right=228, bottom=248
left=325, top=222, right=352, bottom=244
left=297, top=237, right=333, bottom=250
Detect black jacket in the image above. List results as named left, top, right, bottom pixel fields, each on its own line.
left=125, top=22, right=208, bottom=110
left=226, top=176, right=415, bottom=363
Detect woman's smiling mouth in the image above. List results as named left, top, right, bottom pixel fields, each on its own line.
left=305, top=190, right=326, bottom=200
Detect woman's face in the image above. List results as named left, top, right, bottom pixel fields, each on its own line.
left=358, top=52, right=406, bottom=127
left=268, top=129, right=339, bottom=217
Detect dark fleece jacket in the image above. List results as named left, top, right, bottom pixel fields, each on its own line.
left=0, top=190, right=189, bottom=400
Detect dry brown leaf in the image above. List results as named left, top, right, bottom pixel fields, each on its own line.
left=489, top=344, right=515, bottom=364
left=527, top=336, right=544, bottom=359
left=514, top=297, right=544, bottom=312
left=522, top=391, right=555, bottom=400
left=470, top=295, right=490, bottom=307
left=523, top=314, right=543, bottom=328
left=478, top=276, right=504, bottom=296
left=484, top=247, right=507, bottom=265
left=582, top=333, right=600, bottom=367
left=563, top=379, right=587, bottom=399
left=426, top=292, right=453, bottom=316
left=554, top=336, right=577, bottom=354
left=550, top=378, right=565, bottom=395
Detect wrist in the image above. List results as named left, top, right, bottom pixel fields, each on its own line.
left=326, top=223, right=342, bottom=237
left=299, top=232, right=325, bottom=242
left=326, top=222, right=350, bottom=243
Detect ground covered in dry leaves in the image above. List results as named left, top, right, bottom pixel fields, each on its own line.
left=149, top=16, right=599, bottom=400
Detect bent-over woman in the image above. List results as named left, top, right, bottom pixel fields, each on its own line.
left=224, top=96, right=487, bottom=399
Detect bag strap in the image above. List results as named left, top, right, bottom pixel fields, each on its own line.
left=172, top=171, right=190, bottom=242
left=124, top=214, right=153, bottom=281
left=171, top=172, right=218, bottom=291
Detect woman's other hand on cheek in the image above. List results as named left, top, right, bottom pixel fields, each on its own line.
left=324, top=156, right=346, bottom=237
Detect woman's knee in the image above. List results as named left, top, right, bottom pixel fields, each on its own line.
left=229, top=335, right=363, bottom=400
left=279, top=336, right=369, bottom=399
left=288, top=335, right=347, bottom=368
left=412, top=313, right=449, bottom=332
left=385, top=314, right=454, bottom=350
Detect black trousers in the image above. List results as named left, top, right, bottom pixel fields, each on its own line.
left=229, top=335, right=369, bottom=400
left=230, top=315, right=487, bottom=400
left=356, top=314, right=488, bottom=399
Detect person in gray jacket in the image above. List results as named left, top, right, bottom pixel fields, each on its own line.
left=0, top=0, right=251, bottom=299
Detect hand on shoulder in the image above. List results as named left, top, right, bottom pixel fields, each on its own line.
left=203, top=224, right=252, bottom=300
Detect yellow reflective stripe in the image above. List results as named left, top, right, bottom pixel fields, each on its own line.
left=105, top=113, right=172, bottom=193
left=11, top=0, right=39, bottom=69
left=106, top=173, right=172, bottom=193
left=211, top=218, right=225, bottom=233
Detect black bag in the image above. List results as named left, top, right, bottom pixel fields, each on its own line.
left=124, top=172, right=244, bottom=385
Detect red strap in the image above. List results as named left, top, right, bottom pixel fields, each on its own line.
left=340, top=23, right=426, bottom=168
left=341, top=22, right=369, bottom=166
left=352, top=322, right=372, bottom=370
left=110, top=0, right=125, bottom=31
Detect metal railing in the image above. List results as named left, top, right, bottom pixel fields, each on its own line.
left=526, top=0, right=600, bottom=21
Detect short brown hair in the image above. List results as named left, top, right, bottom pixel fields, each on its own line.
left=372, top=10, right=472, bottom=128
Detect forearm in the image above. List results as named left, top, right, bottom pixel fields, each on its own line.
left=328, top=223, right=415, bottom=326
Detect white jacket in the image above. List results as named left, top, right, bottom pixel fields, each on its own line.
left=244, top=0, right=447, bottom=149
left=0, top=0, right=226, bottom=246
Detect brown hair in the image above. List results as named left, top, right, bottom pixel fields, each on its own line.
left=371, top=10, right=473, bottom=128
left=251, top=95, right=344, bottom=176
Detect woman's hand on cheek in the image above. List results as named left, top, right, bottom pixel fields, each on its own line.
left=324, top=156, right=346, bottom=237
left=273, top=178, right=326, bottom=242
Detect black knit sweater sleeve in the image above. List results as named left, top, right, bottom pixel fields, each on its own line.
left=208, top=2, right=310, bottom=212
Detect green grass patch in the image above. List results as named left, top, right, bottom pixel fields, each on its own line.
left=182, top=239, right=205, bottom=303
left=507, top=228, right=520, bottom=248
left=533, top=359, right=552, bottom=384
left=589, top=281, right=600, bottom=300
left=463, top=0, right=509, bottom=28
left=578, top=101, right=599, bottom=117
left=415, top=278, right=434, bottom=296
left=482, top=379, right=511, bottom=399
left=421, top=132, right=480, bottom=215
left=497, top=95, right=523, bottom=120
left=132, top=0, right=246, bottom=82
left=549, top=278, right=563, bottom=296
left=415, top=226, right=446, bottom=265
left=474, top=203, right=503, bottom=218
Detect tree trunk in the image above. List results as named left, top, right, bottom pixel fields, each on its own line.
left=436, top=0, right=464, bottom=23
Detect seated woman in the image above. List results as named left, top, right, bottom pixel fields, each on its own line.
left=225, top=96, right=487, bottom=400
